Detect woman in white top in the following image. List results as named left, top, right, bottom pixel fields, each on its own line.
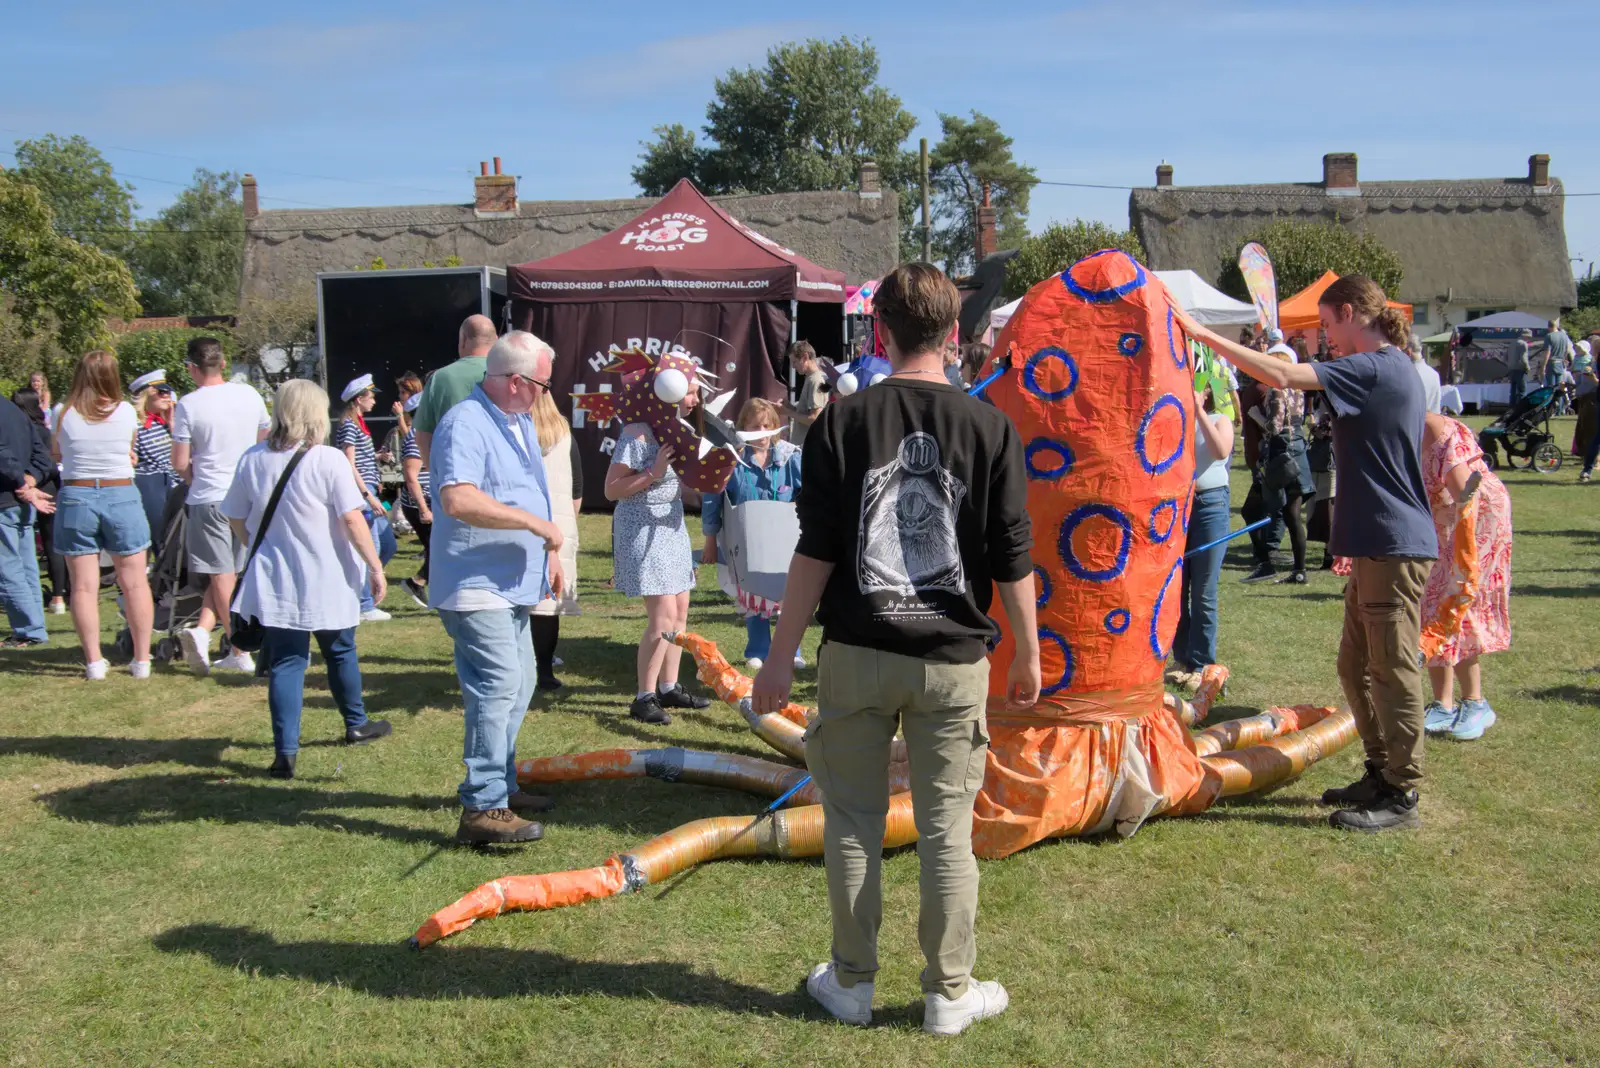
left=529, top=391, right=582, bottom=692
left=1167, top=382, right=1236, bottom=692
left=50, top=350, right=154, bottom=680
left=220, top=380, right=392, bottom=779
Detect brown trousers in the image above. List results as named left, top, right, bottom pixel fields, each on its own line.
left=1336, top=556, right=1433, bottom=791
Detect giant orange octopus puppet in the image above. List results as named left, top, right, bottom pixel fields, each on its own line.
left=411, top=251, right=1360, bottom=948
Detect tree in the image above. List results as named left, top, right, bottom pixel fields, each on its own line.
left=632, top=37, right=918, bottom=245
left=1215, top=219, right=1403, bottom=304
left=233, top=286, right=319, bottom=385
left=928, top=112, right=1035, bottom=277
left=111, top=327, right=227, bottom=393
left=11, top=133, right=137, bottom=256
left=1002, top=220, right=1146, bottom=300
left=0, top=171, right=139, bottom=367
left=127, top=169, right=245, bottom=317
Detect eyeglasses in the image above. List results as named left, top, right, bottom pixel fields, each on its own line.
left=488, top=372, right=552, bottom=391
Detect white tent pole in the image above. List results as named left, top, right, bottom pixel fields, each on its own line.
left=789, top=298, right=799, bottom=403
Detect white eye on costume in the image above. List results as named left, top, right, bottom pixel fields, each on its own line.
left=654, top=368, right=690, bottom=404
left=869, top=373, right=887, bottom=387
left=836, top=372, right=859, bottom=396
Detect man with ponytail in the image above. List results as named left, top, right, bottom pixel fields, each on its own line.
left=1180, top=275, right=1436, bottom=833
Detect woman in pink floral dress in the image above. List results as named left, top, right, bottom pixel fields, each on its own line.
left=1420, top=413, right=1512, bottom=740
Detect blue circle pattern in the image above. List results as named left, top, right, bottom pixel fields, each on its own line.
left=1025, top=438, right=1075, bottom=480
left=1023, top=347, right=1079, bottom=401
left=1034, top=566, right=1052, bottom=610
left=1166, top=307, right=1188, bottom=370
left=1118, top=332, right=1145, bottom=358
left=1181, top=492, right=1191, bottom=534
left=1149, top=558, right=1183, bottom=659
left=1104, top=608, right=1130, bottom=635
left=1148, top=499, right=1179, bottom=544
left=1039, top=627, right=1074, bottom=695
left=1135, top=394, right=1188, bottom=475
left=1060, top=250, right=1148, bottom=305
left=1059, top=503, right=1133, bottom=583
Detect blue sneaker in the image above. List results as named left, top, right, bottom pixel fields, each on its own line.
left=1423, top=700, right=1458, bottom=734
left=1448, top=698, right=1496, bottom=741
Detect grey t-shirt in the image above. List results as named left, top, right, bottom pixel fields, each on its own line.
left=1311, top=346, right=1436, bottom=560
left=1509, top=339, right=1530, bottom=374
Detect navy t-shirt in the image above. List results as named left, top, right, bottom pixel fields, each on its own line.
left=1311, top=346, right=1436, bottom=560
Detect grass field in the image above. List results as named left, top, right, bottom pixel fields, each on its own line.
left=3, top=417, right=1598, bottom=1067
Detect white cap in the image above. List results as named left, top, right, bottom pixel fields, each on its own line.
left=341, top=374, right=375, bottom=402
left=1266, top=328, right=1285, bottom=344
left=402, top=392, right=422, bottom=413
left=129, top=369, right=167, bottom=393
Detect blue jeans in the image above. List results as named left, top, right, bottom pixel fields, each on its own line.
left=260, top=626, right=368, bottom=756
left=440, top=605, right=535, bottom=811
left=0, top=505, right=47, bottom=642
left=357, top=508, right=397, bottom=612
left=744, top=614, right=773, bottom=661
left=1173, top=486, right=1230, bottom=670
left=1509, top=370, right=1526, bottom=408
left=135, top=471, right=172, bottom=541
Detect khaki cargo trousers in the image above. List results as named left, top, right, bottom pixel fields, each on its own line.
left=1336, top=556, right=1433, bottom=792
left=805, top=641, right=990, bottom=1001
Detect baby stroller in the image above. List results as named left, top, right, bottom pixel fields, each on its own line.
left=1478, top=384, right=1563, bottom=473
left=115, top=483, right=206, bottom=663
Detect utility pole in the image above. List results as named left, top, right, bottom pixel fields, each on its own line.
left=920, top=137, right=931, bottom=263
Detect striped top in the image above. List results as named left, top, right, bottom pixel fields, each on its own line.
left=334, top=417, right=380, bottom=492
left=398, top=429, right=429, bottom=510
left=134, top=417, right=175, bottom=478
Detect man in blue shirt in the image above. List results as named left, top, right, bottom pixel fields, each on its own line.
left=431, top=331, right=565, bottom=845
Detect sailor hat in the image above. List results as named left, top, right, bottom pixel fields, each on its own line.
left=341, top=374, right=375, bottom=402
left=129, top=369, right=167, bottom=393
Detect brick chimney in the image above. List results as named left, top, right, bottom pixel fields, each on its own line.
left=857, top=160, right=881, bottom=198
left=1155, top=162, right=1173, bottom=187
left=241, top=173, right=258, bottom=219
left=1528, top=153, right=1550, bottom=188
left=1323, top=152, right=1359, bottom=195
left=473, top=157, right=517, bottom=218
left=975, top=186, right=997, bottom=262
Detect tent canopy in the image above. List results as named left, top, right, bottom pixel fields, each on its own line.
left=1279, top=271, right=1412, bottom=332
left=987, top=268, right=1257, bottom=336
left=1454, top=310, right=1547, bottom=331
left=507, top=179, right=846, bottom=305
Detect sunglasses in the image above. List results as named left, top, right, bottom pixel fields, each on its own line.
left=488, top=372, right=552, bottom=391
left=153, top=385, right=175, bottom=396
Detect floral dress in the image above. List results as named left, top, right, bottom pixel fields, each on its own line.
left=612, top=423, right=695, bottom=598
left=1420, top=419, right=1512, bottom=667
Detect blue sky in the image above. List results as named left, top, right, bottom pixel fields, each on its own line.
left=3, top=0, right=1597, bottom=281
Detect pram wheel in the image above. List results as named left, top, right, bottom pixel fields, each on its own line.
left=1507, top=446, right=1534, bottom=470
left=1533, top=442, right=1563, bottom=474
left=156, top=637, right=177, bottom=663
left=114, top=628, right=133, bottom=660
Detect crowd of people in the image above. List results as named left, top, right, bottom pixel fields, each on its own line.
left=0, top=262, right=1531, bottom=1035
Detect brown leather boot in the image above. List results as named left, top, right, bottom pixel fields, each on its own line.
left=507, top=790, right=555, bottom=814
left=457, top=807, right=543, bottom=844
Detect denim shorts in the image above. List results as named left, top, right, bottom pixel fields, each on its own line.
left=53, top=483, right=152, bottom=557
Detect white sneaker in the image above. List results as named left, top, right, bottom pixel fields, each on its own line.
left=923, top=979, right=1009, bottom=1035
left=49, top=599, right=66, bottom=615
left=553, top=656, right=564, bottom=667
left=214, top=651, right=255, bottom=673
left=793, top=653, right=807, bottom=669
left=84, top=659, right=109, bottom=681
left=360, top=608, right=392, bottom=622
left=806, top=962, right=872, bottom=1025
left=746, top=657, right=765, bottom=671
left=129, top=660, right=151, bottom=679
left=178, top=626, right=212, bottom=676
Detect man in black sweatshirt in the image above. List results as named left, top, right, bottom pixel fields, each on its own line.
left=0, top=393, right=56, bottom=647
left=753, top=262, right=1040, bottom=1036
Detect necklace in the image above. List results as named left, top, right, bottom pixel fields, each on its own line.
left=889, top=367, right=948, bottom=381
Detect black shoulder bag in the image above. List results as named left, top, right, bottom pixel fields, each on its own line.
left=228, top=444, right=310, bottom=653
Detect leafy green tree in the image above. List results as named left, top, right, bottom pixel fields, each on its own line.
left=928, top=112, right=1035, bottom=276
left=11, top=133, right=137, bottom=255
left=632, top=37, right=918, bottom=247
left=1002, top=220, right=1146, bottom=301
left=0, top=170, right=139, bottom=365
left=127, top=169, right=245, bottom=317
left=1215, top=219, right=1403, bottom=304
left=111, top=327, right=228, bottom=392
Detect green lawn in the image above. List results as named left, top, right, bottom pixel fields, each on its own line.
left=3, top=417, right=1598, bottom=1067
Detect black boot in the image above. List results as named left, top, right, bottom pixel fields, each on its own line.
left=268, top=753, right=296, bottom=779
left=345, top=719, right=393, bottom=745
left=656, top=683, right=710, bottom=710
left=1329, top=783, right=1421, bottom=832
left=1321, top=761, right=1385, bottom=806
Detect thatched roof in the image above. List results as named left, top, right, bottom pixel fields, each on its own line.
left=240, top=189, right=900, bottom=305
left=1129, top=176, right=1577, bottom=309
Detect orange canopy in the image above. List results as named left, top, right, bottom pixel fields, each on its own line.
left=1278, top=271, right=1412, bottom=332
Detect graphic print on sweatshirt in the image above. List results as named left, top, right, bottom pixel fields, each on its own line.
left=857, top=431, right=968, bottom=613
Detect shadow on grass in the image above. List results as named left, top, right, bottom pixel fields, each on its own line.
left=0, top=643, right=91, bottom=677
left=39, top=772, right=455, bottom=846
left=1530, top=684, right=1600, bottom=709
left=0, top=734, right=260, bottom=773
left=1513, top=582, right=1600, bottom=599
left=1517, top=527, right=1600, bottom=538
left=151, top=923, right=866, bottom=1019
left=1289, top=590, right=1343, bottom=603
